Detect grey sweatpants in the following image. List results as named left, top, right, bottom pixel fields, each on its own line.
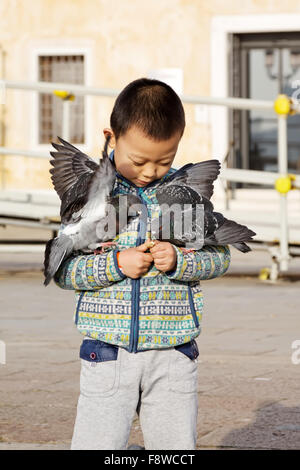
left=71, top=345, right=199, bottom=450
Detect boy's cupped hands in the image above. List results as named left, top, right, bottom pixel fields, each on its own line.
left=118, top=239, right=177, bottom=279
left=149, top=240, right=177, bottom=273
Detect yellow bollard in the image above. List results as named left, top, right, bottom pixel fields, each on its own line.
left=274, top=94, right=290, bottom=115
left=275, top=174, right=297, bottom=194
left=259, top=267, right=270, bottom=281
left=273, top=94, right=297, bottom=116
left=53, top=90, right=75, bottom=101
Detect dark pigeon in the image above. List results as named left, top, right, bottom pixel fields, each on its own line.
left=153, top=160, right=256, bottom=252
left=43, top=136, right=140, bottom=286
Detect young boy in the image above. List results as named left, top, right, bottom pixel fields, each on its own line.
left=54, top=77, right=231, bottom=450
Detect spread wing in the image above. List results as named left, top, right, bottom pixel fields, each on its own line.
left=49, top=136, right=113, bottom=224
left=160, top=159, right=221, bottom=200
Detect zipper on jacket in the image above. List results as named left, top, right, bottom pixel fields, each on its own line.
left=129, top=278, right=140, bottom=353
left=75, top=291, right=85, bottom=325
left=129, top=187, right=146, bottom=353
left=188, top=286, right=199, bottom=328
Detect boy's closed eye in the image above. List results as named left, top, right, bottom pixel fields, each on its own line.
left=130, top=159, right=172, bottom=167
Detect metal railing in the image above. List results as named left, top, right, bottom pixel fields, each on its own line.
left=1, top=79, right=300, bottom=277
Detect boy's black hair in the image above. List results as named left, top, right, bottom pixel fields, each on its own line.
left=110, top=77, right=185, bottom=141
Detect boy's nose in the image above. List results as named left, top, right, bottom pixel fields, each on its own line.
left=141, top=173, right=155, bottom=182
left=142, top=165, right=156, bottom=180
left=142, top=172, right=155, bottom=180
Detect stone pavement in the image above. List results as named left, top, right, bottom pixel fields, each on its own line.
left=0, top=247, right=300, bottom=450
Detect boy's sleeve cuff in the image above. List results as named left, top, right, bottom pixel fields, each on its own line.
left=110, top=249, right=127, bottom=280
left=165, top=245, right=187, bottom=280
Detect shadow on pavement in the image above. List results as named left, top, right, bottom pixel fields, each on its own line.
left=220, top=401, right=300, bottom=450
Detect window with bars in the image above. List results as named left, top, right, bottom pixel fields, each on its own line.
left=38, top=55, right=85, bottom=144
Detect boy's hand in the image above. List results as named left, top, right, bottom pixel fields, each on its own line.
left=150, top=241, right=177, bottom=272
left=118, top=241, right=154, bottom=279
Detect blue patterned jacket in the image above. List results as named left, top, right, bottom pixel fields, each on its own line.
left=54, top=152, right=231, bottom=352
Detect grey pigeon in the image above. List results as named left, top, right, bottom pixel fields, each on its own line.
left=43, top=136, right=140, bottom=286
left=153, top=160, right=256, bottom=252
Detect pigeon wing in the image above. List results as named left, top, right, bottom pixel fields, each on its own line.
left=160, top=159, right=221, bottom=200
left=49, top=136, right=100, bottom=224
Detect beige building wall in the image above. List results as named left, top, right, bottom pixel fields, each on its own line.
left=1, top=0, right=300, bottom=190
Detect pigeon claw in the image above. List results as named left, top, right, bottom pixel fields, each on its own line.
left=93, top=242, right=117, bottom=255
left=180, top=247, right=196, bottom=254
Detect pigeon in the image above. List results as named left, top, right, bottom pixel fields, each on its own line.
left=43, top=136, right=141, bottom=286
left=152, top=160, right=256, bottom=252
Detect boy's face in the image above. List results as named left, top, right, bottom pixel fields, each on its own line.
left=103, top=125, right=182, bottom=187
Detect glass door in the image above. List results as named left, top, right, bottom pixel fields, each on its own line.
left=229, top=33, right=300, bottom=187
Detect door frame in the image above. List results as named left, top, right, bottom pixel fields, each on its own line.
left=210, top=13, right=300, bottom=201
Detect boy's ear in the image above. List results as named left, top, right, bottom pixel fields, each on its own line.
left=103, top=128, right=116, bottom=149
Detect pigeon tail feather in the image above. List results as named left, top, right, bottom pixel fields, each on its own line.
left=102, top=134, right=111, bottom=161
left=231, top=242, right=252, bottom=253
left=205, top=218, right=256, bottom=252
left=43, top=234, right=74, bottom=286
